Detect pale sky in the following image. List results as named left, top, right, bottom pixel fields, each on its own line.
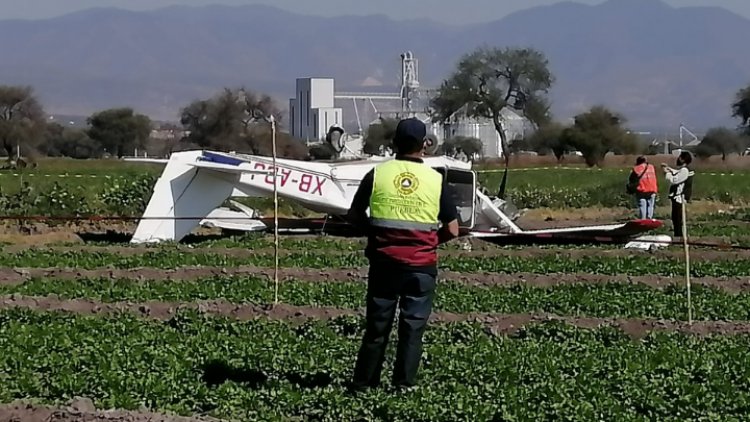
left=1, top=0, right=749, bottom=23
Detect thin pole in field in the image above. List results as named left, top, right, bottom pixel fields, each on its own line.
left=270, top=115, right=280, bottom=305
left=681, top=198, right=692, bottom=324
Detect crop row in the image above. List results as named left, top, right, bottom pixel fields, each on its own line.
left=72, top=226, right=750, bottom=251
left=3, top=309, right=750, bottom=421
left=1, top=175, right=155, bottom=217
left=83, top=235, right=369, bottom=251
left=4, top=249, right=750, bottom=277
left=5, top=166, right=750, bottom=221
left=651, top=221, right=750, bottom=241
left=78, top=226, right=750, bottom=251
left=4, top=276, right=750, bottom=321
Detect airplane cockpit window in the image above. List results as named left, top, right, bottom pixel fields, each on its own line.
left=434, top=167, right=475, bottom=229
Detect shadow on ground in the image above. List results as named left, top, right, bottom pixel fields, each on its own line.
left=77, top=231, right=230, bottom=245
left=201, top=360, right=334, bottom=390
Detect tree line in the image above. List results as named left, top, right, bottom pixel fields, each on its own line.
left=427, top=46, right=750, bottom=166
left=0, top=85, right=153, bottom=165
left=3, top=45, right=750, bottom=166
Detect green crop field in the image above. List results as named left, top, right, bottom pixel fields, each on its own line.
left=3, top=157, right=750, bottom=225
left=2, top=157, right=750, bottom=420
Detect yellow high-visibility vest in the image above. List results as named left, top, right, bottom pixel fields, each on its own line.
left=369, top=159, right=442, bottom=231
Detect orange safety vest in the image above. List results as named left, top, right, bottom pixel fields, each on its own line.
left=633, top=163, right=658, bottom=194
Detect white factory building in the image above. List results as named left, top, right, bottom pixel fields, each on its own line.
left=289, top=78, right=343, bottom=142
left=441, top=106, right=533, bottom=158
left=288, top=76, right=534, bottom=158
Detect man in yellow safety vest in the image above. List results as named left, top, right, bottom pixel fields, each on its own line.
left=347, top=117, right=460, bottom=390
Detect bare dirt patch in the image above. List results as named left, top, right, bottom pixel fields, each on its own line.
left=0, top=231, right=83, bottom=247
left=2, top=294, right=750, bottom=338
left=1, top=266, right=749, bottom=293
left=0, top=221, right=223, bottom=245
left=0, top=398, right=224, bottom=422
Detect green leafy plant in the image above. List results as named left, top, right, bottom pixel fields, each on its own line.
left=7, top=276, right=750, bottom=322
left=3, top=310, right=750, bottom=421
left=0, top=181, right=41, bottom=216
left=98, top=174, right=157, bottom=215
left=5, top=249, right=750, bottom=278
left=38, top=182, right=92, bottom=218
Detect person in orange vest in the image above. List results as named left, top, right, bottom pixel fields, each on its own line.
left=346, top=118, right=460, bottom=391
left=628, top=156, right=658, bottom=220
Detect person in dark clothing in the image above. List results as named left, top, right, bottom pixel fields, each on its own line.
left=347, top=118, right=459, bottom=390
left=662, top=151, right=695, bottom=239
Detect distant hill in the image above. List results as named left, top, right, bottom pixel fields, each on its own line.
left=0, top=0, right=747, bottom=130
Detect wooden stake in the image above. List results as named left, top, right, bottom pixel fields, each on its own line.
left=681, top=198, right=692, bottom=324
left=271, top=115, right=280, bottom=305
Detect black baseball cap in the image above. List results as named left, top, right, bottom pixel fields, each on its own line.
left=393, top=118, right=426, bottom=143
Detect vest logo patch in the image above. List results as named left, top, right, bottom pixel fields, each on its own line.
left=393, top=172, right=419, bottom=195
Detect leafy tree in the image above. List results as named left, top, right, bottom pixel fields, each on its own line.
left=0, top=85, right=45, bottom=159
left=86, top=108, right=151, bottom=158
left=560, top=106, right=638, bottom=167
left=38, top=122, right=65, bottom=156
left=526, top=122, right=567, bottom=161
left=55, top=129, right=101, bottom=159
left=179, top=87, right=306, bottom=158
left=429, top=46, right=554, bottom=163
left=732, top=85, right=750, bottom=132
left=363, top=118, right=398, bottom=156
left=694, top=127, right=747, bottom=161
left=521, top=96, right=553, bottom=129
left=509, top=138, right=530, bottom=155
left=440, top=136, right=483, bottom=159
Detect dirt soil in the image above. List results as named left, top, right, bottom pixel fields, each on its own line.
left=0, top=398, right=225, bottom=422
left=2, top=294, right=749, bottom=338
left=0, top=221, right=221, bottom=246
left=1, top=266, right=749, bottom=293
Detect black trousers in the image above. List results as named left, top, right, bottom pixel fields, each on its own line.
left=671, top=200, right=684, bottom=238
left=352, top=266, right=436, bottom=388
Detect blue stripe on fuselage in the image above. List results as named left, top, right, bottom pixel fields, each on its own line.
left=200, top=151, right=245, bottom=166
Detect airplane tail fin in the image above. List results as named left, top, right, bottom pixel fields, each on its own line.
left=130, top=151, right=239, bottom=244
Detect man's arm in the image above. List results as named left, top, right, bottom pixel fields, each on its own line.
left=346, top=170, right=373, bottom=233
left=437, top=183, right=460, bottom=244
left=665, top=167, right=689, bottom=185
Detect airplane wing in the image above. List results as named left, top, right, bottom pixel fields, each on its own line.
left=244, top=218, right=663, bottom=245
left=186, top=151, right=273, bottom=175
left=470, top=219, right=663, bottom=245
left=188, top=161, right=269, bottom=175
left=126, top=152, right=271, bottom=175
left=123, top=158, right=169, bottom=164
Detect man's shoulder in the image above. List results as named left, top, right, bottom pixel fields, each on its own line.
left=425, top=166, right=443, bottom=179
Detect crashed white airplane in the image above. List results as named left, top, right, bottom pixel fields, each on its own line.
left=128, top=148, right=667, bottom=249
